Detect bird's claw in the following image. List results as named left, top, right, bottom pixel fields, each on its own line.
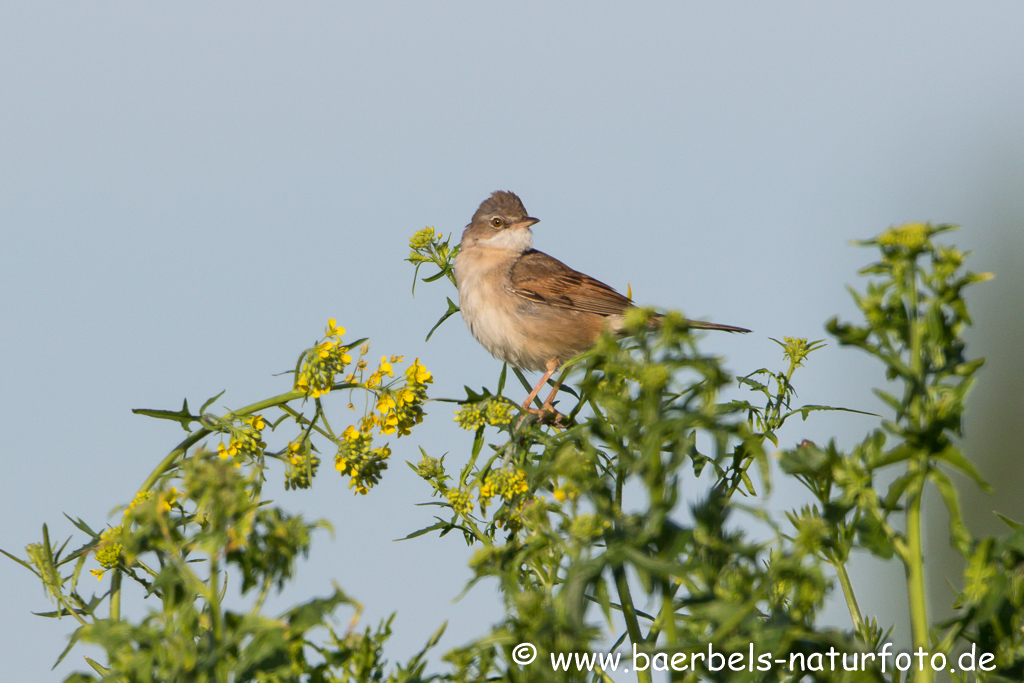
left=520, top=403, right=565, bottom=426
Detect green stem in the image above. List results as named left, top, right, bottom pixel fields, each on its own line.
left=136, top=386, right=352, bottom=494
left=905, top=476, right=931, bottom=683
left=830, top=559, right=866, bottom=638
left=612, top=566, right=651, bottom=683
left=902, top=250, right=933, bottom=683
left=109, top=571, right=121, bottom=621
left=609, top=461, right=650, bottom=683
left=208, top=556, right=223, bottom=641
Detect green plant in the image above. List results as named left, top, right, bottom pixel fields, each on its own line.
left=6, top=222, right=1017, bottom=682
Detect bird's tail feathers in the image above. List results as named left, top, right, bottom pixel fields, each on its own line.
left=685, top=320, right=751, bottom=334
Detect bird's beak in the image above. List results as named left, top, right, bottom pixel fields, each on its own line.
left=512, top=217, right=540, bottom=230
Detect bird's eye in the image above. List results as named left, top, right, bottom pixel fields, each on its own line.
left=491, top=217, right=503, bottom=228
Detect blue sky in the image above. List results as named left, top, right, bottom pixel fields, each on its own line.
left=2, top=4, right=1023, bottom=680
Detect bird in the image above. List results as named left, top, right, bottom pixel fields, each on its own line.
left=452, top=190, right=750, bottom=419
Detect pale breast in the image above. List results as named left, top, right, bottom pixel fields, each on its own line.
left=453, top=247, right=550, bottom=371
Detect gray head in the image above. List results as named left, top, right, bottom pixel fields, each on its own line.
left=471, top=191, right=533, bottom=225
left=461, top=191, right=539, bottom=251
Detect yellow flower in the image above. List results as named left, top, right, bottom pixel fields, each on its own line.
left=123, top=490, right=153, bottom=516
left=407, top=359, right=432, bottom=385
left=248, top=414, right=266, bottom=431
left=446, top=488, right=474, bottom=516
left=325, top=318, right=346, bottom=338
left=377, top=394, right=397, bottom=414
left=316, top=341, right=334, bottom=358
left=217, top=441, right=239, bottom=459
left=287, top=441, right=303, bottom=465
left=158, top=488, right=179, bottom=513
left=379, top=356, right=394, bottom=378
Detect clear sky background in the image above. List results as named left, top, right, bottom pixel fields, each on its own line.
left=2, top=4, right=1023, bottom=680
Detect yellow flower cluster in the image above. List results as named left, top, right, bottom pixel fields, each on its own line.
left=284, top=440, right=321, bottom=490
left=477, top=468, right=531, bottom=523
left=454, top=398, right=514, bottom=431
left=779, top=337, right=827, bottom=370
left=877, top=222, right=929, bottom=251
left=408, top=226, right=438, bottom=263
left=415, top=454, right=445, bottom=481
left=335, top=424, right=392, bottom=495
left=216, top=414, right=267, bottom=467
left=295, top=319, right=353, bottom=398
left=552, top=484, right=580, bottom=502
left=90, top=526, right=125, bottom=580
left=372, top=358, right=432, bottom=436
left=445, top=488, right=474, bottom=516
left=157, top=487, right=179, bottom=513
left=568, top=514, right=610, bottom=541
left=123, top=490, right=153, bottom=517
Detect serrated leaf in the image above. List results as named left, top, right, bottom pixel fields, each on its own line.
left=63, top=514, right=99, bottom=539
left=396, top=521, right=449, bottom=541
left=791, top=404, right=880, bottom=422
left=131, top=398, right=200, bottom=432
left=284, top=585, right=355, bottom=632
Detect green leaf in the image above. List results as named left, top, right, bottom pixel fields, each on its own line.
left=422, top=265, right=453, bottom=283
left=63, top=514, right=99, bottom=539
left=284, top=584, right=355, bottom=632
left=425, top=297, right=460, bottom=342
left=790, top=404, right=880, bottom=421
left=131, top=398, right=201, bottom=432
left=855, top=516, right=896, bottom=559
left=929, top=468, right=972, bottom=555
left=934, top=444, right=991, bottom=491
left=54, top=625, right=86, bottom=669
left=0, top=547, right=36, bottom=573
left=497, top=363, right=508, bottom=395
left=396, top=521, right=449, bottom=541
left=200, top=390, right=226, bottom=416
left=883, top=470, right=918, bottom=510
left=994, top=512, right=1022, bottom=531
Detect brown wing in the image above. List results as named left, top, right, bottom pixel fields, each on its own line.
left=509, top=250, right=631, bottom=317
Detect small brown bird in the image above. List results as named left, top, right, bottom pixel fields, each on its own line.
left=452, top=191, right=749, bottom=417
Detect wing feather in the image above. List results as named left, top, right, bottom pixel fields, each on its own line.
left=509, top=250, right=631, bottom=317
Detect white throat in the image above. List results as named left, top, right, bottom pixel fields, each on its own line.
left=472, top=227, right=533, bottom=254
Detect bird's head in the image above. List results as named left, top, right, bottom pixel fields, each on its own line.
left=461, top=190, right=539, bottom=252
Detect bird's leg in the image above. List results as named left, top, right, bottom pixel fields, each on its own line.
left=521, top=361, right=557, bottom=413
left=539, top=376, right=564, bottom=414
left=520, top=359, right=565, bottom=424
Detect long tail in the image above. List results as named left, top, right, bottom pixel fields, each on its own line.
left=686, top=320, right=751, bottom=334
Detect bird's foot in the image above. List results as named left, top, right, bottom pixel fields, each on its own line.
left=519, top=403, right=565, bottom=427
